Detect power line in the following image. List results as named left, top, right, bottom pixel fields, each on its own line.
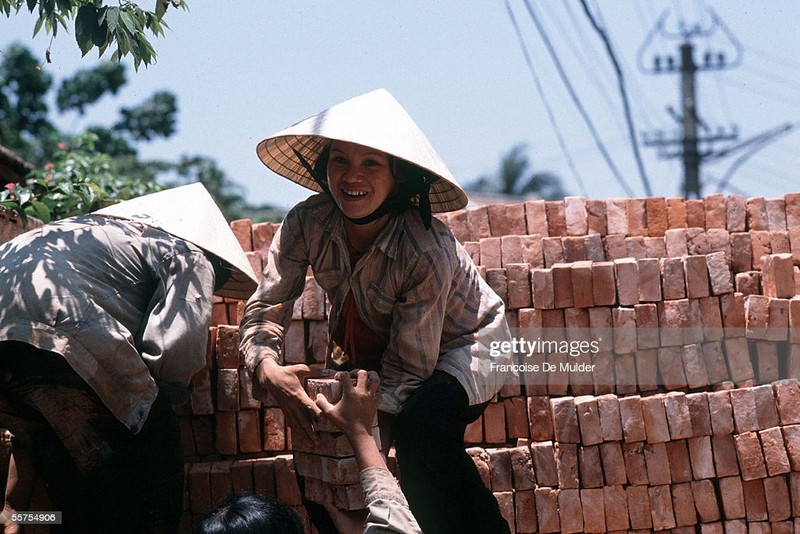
left=504, top=0, right=588, bottom=197
left=519, top=0, right=635, bottom=196
left=579, top=0, right=652, bottom=196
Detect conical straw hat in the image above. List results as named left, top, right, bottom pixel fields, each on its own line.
left=94, top=183, right=258, bottom=300
left=256, top=89, right=468, bottom=213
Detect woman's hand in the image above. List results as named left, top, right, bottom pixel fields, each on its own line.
left=315, top=370, right=380, bottom=439
left=255, top=358, right=322, bottom=443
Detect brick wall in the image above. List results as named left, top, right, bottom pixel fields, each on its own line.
left=180, top=193, right=800, bottom=533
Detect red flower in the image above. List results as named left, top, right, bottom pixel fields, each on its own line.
left=44, top=162, right=54, bottom=170
left=58, top=142, right=68, bottom=151
left=4, top=183, right=15, bottom=192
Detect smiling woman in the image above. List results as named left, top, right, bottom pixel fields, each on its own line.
left=240, top=89, right=514, bottom=534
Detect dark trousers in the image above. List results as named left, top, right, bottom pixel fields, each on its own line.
left=0, top=341, right=184, bottom=534
left=394, top=370, right=510, bottom=534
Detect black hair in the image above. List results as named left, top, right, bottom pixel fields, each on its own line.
left=194, top=493, right=303, bottom=534
left=206, top=253, right=233, bottom=292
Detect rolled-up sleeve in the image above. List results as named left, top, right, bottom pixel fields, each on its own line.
left=361, top=467, right=422, bottom=533
left=240, top=208, right=309, bottom=373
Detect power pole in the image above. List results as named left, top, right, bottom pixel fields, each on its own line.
left=638, top=9, right=741, bottom=198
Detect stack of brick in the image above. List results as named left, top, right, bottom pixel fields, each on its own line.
left=295, top=378, right=381, bottom=512
left=176, top=193, right=800, bottom=533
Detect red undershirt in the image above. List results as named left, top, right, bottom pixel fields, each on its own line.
left=331, top=243, right=387, bottom=372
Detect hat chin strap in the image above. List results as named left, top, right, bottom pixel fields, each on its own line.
left=292, top=146, right=434, bottom=230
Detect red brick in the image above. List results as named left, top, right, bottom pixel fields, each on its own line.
left=719, top=476, right=746, bottom=519
left=688, top=435, right=716, bottom=479
left=657, top=346, right=688, bottom=389
left=598, top=441, right=626, bottom=486
left=762, top=253, right=796, bottom=299
left=514, top=489, right=537, bottom=534
left=564, top=196, right=588, bottom=236
left=534, top=487, right=560, bottom=533
left=590, top=261, right=616, bottom=306
left=542, top=237, right=564, bottom=267
left=263, top=407, right=286, bottom=452
left=686, top=199, right=705, bottom=228
left=551, top=396, right=580, bottom=443
left=773, top=379, right=800, bottom=424
left=530, top=441, right=559, bottom=487
left=760, top=427, right=791, bottom=476
left=671, top=482, right=697, bottom=527
left=702, top=341, right=730, bottom=385
left=753, top=383, right=779, bottom=428
left=215, top=411, right=238, bottom=455
left=605, top=198, right=628, bottom=235
left=636, top=257, right=661, bottom=302
left=666, top=440, right=693, bottom=483
left=209, top=460, right=234, bottom=509
left=467, top=206, right=491, bottom=239
left=735, top=431, right=768, bottom=480
left=251, top=457, right=276, bottom=497
left=648, top=484, right=676, bottom=530
left=751, top=230, right=773, bottom=267
left=531, top=268, right=555, bottom=310
left=665, top=228, right=689, bottom=257
left=555, top=442, right=579, bottom=489
left=251, top=221, right=276, bottom=253
left=725, top=194, right=747, bottom=231
left=747, top=196, right=769, bottom=230
left=661, top=257, right=687, bottom=300
left=705, top=251, right=733, bottom=296
left=729, top=387, right=759, bottom=433
left=712, top=434, right=741, bottom=477
left=686, top=392, right=712, bottom=436
left=603, top=234, right=628, bottom=260
left=483, top=401, right=507, bottom=445
left=764, top=475, right=791, bottom=521
left=603, top=485, right=629, bottom=531
left=579, top=444, right=604, bottom=488
left=188, top=462, right=213, bottom=514
left=190, top=370, right=215, bottom=415
left=506, top=263, right=532, bottom=309
left=509, top=445, right=535, bottom=491
left=644, top=442, right=671, bottom=485
left=742, top=478, right=768, bottom=522
left=784, top=425, right=800, bottom=472
left=487, top=447, right=514, bottom=492
left=731, top=232, right=753, bottom=272
left=230, top=219, right=253, bottom=251
left=479, top=236, right=502, bottom=268
left=724, top=337, right=755, bottom=385
left=622, top=442, right=649, bottom=486
left=595, top=394, right=622, bottom=441
left=545, top=200, right=567, bottom=237
left=237, top=410, right=262, bottom=453
left=644, top=236, right=667, bottom=258
left=691, top=479, right=721, bottom=523
left=683, top=255, right=710, bottom=298
left=274, top=455, right=302, bottom=505
left=619, top=395, right=647, bottom=442
left=682, top=343, right=711, bottom=390
left=527, top=395, right=554, bottom=440
left=467, top=447, right=492, bottom=489
left=666, top=197, right=688, bottom=228
left=645, top=197, right=668, bottom=237
left=626, top=236, right=646, bottom=260
left=663, top=392, right=693, bottom=440
left=614, top=258, right=639, bottom=306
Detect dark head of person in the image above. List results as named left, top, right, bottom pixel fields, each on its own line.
left=194, top=493, right=303, bottom=534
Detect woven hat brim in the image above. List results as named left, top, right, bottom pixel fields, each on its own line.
left=257, top=134, right=468, bottom=213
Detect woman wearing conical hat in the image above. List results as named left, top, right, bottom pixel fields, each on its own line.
left=241, top=90, right=513, bottom=534
left=0, top=184, right=258, bottom=533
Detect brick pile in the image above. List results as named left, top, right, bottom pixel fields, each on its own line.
left=178, top=193, right=800, bottom=533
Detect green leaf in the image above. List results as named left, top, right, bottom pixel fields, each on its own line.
left=75, top=4, right=98, bottom=56
left=32, top=12, right=44, bottom=36
left=27, top=200, right=51, bottom=222
left=155, top=0, right=166, bottom=19
left=26, top=0, right=37, bottom=12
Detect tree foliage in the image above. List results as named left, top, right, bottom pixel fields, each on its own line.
left=1, top=132, right=164, bottom=225
left=468, top=143, right=567, bottom=201
left=0, top=44, right=279, bottom=223
left=0, top=0, right=189, bottom=69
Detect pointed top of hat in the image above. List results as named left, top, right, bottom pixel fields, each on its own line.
left=93, top=183, right=258, bottom=300
left=256, top=89, right=468, bottom=213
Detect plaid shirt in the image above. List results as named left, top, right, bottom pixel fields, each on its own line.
left=240, top=194, right=511, bottom=415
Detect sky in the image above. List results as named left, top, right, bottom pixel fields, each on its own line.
left=2, top=1, right=799, bottom=212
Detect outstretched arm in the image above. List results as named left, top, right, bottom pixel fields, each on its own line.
left=316, top=371, right=421, bottom=534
